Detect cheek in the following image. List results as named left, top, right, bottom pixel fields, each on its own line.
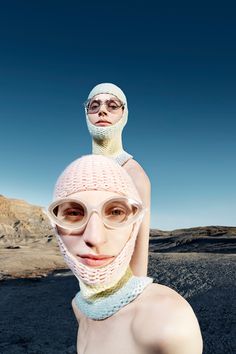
left=109, top=225, right=133, bottom=251
left=111, top=110, right=123, bottom=124
left=59, top=233, right=82, bottom=255
left=56, top=226, right=68, bottom=236
left=87, top=113, right=97, bottom=124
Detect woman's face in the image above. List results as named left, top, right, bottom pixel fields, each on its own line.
left=87, top=93, right=124, bottom=126
left=57, top=190, right=133, bottom=268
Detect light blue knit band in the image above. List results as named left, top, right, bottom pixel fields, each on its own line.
left=75, top=276, right=153, bottom=320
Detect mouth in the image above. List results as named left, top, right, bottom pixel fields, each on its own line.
left=78, top=254, right=115, bottom=267
left=95, top=120, right=112, bottom=126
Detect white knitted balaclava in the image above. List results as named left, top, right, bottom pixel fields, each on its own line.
left=85, top=83, right=133, bottom=166
left=53, top=155, right=142, bottom=293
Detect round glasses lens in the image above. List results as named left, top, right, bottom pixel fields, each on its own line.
left=102, top=199, right=139, bottom=226
left=54, top=201, right=86, bottom=226
left=87, top=99, right=123, bottom=114
left=87, top=100, right=100, bottom=113
left=106, top=99, right=122, bottom=112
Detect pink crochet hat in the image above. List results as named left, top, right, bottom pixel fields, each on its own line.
left=53, top=155, right=141, bottom=202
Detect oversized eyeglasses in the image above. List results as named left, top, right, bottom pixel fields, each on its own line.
left=47, top=197, right=144, bottom=231
left=84, top=98, right=125, bottom=114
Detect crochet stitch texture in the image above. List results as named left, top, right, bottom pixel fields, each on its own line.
left=75, top=275, right=153, bottom=320
left=53, top=155, right=140, bottom=202
left=85, top=83, right=132, bottom=165
left=55, top=219, right=141, bottom=287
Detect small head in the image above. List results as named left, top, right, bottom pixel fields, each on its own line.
left=84, top=83, right=128, bottom=141
left=48, top=155, right=144, bottom=283
left=85, top=93, right=125, bottom=126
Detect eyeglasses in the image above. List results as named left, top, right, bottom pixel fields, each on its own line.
left=47, top=197, right=144, bottom=232
left=84, top=98, right=125, bottom=114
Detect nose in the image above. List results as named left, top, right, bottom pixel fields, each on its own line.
left=82, top=212, right=107, bottom=248
left=98, top=103, right=108, bottom=116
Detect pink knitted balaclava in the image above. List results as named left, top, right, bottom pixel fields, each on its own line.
left=52, top=155, right=143, bottom=294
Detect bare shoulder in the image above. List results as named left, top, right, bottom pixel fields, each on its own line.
left=132, top=284, right=203, bottom=354
left=71, top=297, right=82, bottom=323
left=123, top=159, right=151, bottom=197
left=123, top=159, right=150, bottom=182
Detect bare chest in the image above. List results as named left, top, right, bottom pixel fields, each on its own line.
left=77, top=314, right=146, bottom=354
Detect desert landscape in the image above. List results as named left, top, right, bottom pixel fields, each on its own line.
left=0, top=195, right=235, bottom=354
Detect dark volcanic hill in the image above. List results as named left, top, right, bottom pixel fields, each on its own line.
left=149, top=226, right=236, bottom=253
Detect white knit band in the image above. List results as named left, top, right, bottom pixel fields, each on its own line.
left=85, top=83, right=131, bottom=163
left=87, top=83, right=128, bottom=105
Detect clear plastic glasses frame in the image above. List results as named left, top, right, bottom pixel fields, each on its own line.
left=84, top=98, right=125, bottom=114
left=47, top=197, right=145, bottom=231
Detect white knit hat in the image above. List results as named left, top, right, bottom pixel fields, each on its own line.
left=87, top=83, right=127, bottom=106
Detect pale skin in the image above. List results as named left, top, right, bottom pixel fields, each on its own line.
left=87, top=93, right=150, bottom=276
left=72, top=284, right=203, bottom=354
left=57, top=190, right=203, bottom=354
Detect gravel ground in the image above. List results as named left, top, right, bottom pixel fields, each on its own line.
left=0, top=252, right=235, bottom=354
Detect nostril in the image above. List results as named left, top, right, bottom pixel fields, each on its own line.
left=85, top=240, right=94, bottom=247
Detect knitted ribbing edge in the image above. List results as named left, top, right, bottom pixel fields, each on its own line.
left=113, top=151, right=133, bottom=166
left=75, top=276, right=153, bottom=320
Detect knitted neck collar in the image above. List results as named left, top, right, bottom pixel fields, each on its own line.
left=79, top=266, right=133, bottom=300
left=55, top=222, right=153, bottom=320
left=92, top=146, right=133, bottom=166
left=85, top=107, right=132, bottom=166
left=75, top=272, right=153, bottom=320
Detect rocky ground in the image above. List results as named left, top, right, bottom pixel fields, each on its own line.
left=1, top=252, right=235, bottom=354
left=0, top=195, right=235, bottom=353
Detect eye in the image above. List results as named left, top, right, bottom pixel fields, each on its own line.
left=89, top=100, right=100, bottom=110
left=107, top=100, right=121, bottom=110
left=62, top=207, right=84, bottom=222
left=66, top=208, right=83, bottom=216
left=111, top=208, right=125, bottom=216
left=107, top=207, right=127, bottom=221
left=104, top=202, right=130, bottom=223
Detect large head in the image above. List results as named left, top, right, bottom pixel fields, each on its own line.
left=84, top=83, right=128, bottom=141
left=48, top=155, right=144, bottom=287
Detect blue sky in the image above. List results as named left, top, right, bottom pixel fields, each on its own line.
left=0, top=1, right=235, bottom=230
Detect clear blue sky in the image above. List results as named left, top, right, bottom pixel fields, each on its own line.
left=0, top=1, right=235, bottom=230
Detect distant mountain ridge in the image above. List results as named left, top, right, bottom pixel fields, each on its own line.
left=0, top=195, right=235, bottom=253
left=150, top=226, right=236, bottom=238
left=150, top=226, right=236, bottom=253
left=0, top=195, right=54, bottom=248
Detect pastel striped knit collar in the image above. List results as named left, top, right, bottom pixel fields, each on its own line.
left=75, top=275, right=153, bottom=320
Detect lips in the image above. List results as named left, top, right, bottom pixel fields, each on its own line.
left=95, top=120, right=112, bottom=126
left=78, top=254, right=115, bottom=267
